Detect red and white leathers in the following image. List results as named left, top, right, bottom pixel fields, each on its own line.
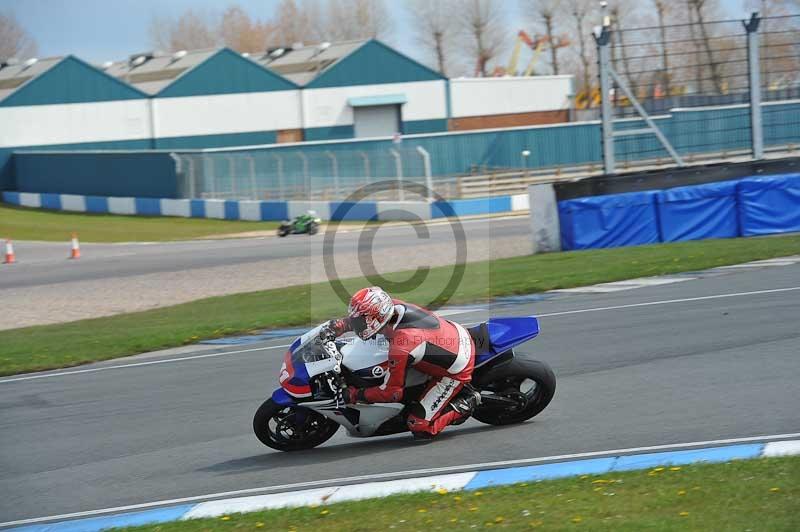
left=330, top=299, right=476, bottom=437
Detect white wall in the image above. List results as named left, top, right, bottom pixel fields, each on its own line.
left=450, top=76, right=574, bottom=118
left=154, top=90, right=303, bottom=138
left=0, top=99, right=151, bottom=148
left=302, top=80, right=447, bottom=129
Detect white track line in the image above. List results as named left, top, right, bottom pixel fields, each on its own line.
left=0, top=344, right=290, bottom=384
left=2, top=285, right=798, bottom=385
left=536, top=286, right=800, bottom=319
left=3, top=432, right=798, bottom=529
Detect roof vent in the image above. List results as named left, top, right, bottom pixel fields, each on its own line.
left=101, top=61, right=113, bottom=70
left=291, top=42, right=304, bottom=50
left=128, top=52, right=155, bottom=68
left=171, top=50, right=188, bottom=62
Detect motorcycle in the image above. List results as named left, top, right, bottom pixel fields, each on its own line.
left=277, top=213, right=321, bottom=237
left=253, top=316, right=556, bottom=451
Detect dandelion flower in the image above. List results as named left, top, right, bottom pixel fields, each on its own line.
left=437, top=488, right=448, bottom=495
left=670, top=466, right=682, bottom=471
left=454, top=496, right=462, bottom=502
left=678, top=490, right=686, bottom=496
left=474, top=491, right=484, bottom=496
left=450, top=518, right=458, bottom=523
left=653, top=467, right=665, bottom=472
left=320, top=509, right=329, bottom=516
left=591, top=479, right=609, bottom=484
left=572, top=516, right=583, bottom=523
left=220, top=516, right=231, bottom=521
left=470, top=506, right=479, bottom=512
left=495, top=516, right=505, bottom=523
left=770, top=487, right=780, bottom=492
left=418, top=508, right=428, bottom=513
left=679, top=511, right=689, bottom=517
left=255, top=524, right=264, bottom=528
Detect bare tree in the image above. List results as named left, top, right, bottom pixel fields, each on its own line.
left=323, top=0, right=394, bottom=42
left=459, top=0, right=507, bottom=77
left=522, top=0, right=563, bottom=75
left=274, top=0, right=323, bottom=45
left=688, top=0, right=724, bottom=93
left=219, top=5, right=275, bottom=53
left=653, top=0, right=671, bottom=93
left=405, top=0, right=456, bottom=75
left=564, top=0, right=596, bottom=91
left=149, top=9, right=219, bottom=52
left=0, top=12, right=38, bottom=59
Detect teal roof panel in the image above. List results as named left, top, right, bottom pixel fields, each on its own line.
left=0, top=56, right=146, bottom=107
left=156, top=48, right=297, bottom=98
left=306, top=40, right=446, bottom=89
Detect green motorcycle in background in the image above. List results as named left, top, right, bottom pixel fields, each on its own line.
left=277, top=211, right=321, bottom=237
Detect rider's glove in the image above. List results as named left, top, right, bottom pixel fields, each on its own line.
left=340, top=386, right=362, bottom=405
left=319, top=321, right=337, bottom=342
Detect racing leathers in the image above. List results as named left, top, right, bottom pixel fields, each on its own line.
left=327, top=300, right=476, bottom=437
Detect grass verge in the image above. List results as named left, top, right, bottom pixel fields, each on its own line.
left=116, top=456, right=799, bottom=531
left=0, top=204, right=279, bottom=242
left=1, top=234, right=799, bottom=376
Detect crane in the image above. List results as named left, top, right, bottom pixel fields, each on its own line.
left=499, top=30, right=571, bottom=77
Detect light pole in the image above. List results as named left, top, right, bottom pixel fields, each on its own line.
left=521, top=150, right=531, bottom=178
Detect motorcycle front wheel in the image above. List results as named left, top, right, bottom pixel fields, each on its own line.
left=253, top=399, right=340, bottom=451
left=472, top=358, right=556, bottom=426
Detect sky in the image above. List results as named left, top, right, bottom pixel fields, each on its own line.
left=2, top=0, right=750, bottom=66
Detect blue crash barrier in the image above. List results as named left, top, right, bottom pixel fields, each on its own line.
left=738, top=174, right=800, bottom=236
left=559, top=173, right=800, bottom=250
left=558, top=190, right=660, bottom=250
left=656, top=179, right=740, bottom=242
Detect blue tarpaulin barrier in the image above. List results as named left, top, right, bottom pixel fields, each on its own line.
left=738, top=174, right=800, bottom=236
left=559, top=190, right=660, bottom=250
left=656, top=180, right=740, bottom=242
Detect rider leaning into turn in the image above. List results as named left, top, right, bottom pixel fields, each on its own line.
left=320, top=286, right=481, bottom=441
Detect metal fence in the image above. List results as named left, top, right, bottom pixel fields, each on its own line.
left=596, top=12, right=800, bottom=173
left=169, top=12, right=799, bottom=201
left=173, top=145, right=463, bottom=202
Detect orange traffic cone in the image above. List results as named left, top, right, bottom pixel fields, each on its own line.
left=3, top=240, right=15, bottom=264
left=70, top=232, right=81, bottom=260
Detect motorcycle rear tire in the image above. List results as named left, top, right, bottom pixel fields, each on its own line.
left=253, top=399, right=340, bottom=451
left=472, top=358, right=556, bottom=426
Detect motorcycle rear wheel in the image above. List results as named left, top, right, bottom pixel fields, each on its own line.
left=253, top=399, right=340, bottom=451
left=472, top=358, right=556, bottom=426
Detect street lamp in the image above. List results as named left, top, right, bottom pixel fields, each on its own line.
left=521, top=150, right=531, bottom=178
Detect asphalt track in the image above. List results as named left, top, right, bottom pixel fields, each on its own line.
left=1, top=262, right=799, bottom=524
left=0, top=216, right=529, bottom=290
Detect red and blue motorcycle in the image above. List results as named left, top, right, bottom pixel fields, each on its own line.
left=253, top=316, right=556, bottom=451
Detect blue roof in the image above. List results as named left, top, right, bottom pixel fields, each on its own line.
left=157, top=48, right=298, bottom=98
left=304, top=40, right=447, bottom=89
left=0, top=56, right=147, bottom=107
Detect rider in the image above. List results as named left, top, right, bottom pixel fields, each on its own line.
left=320, top=287, right=481, bottom=441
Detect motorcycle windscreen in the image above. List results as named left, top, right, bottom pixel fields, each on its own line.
left=486, top=317, right=540, bottom=353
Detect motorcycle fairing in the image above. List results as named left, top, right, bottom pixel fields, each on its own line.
left=474, top=316, right=540, bottom=367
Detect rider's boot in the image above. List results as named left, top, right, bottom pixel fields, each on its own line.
left=449, top=384, right=482, bottom=421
